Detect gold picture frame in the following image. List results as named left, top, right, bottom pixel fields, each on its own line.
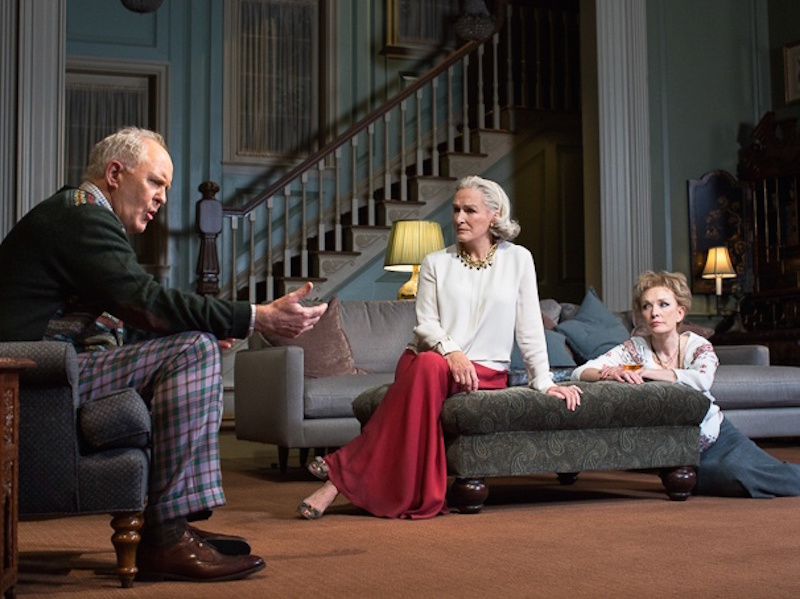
left=784, top=40, right=800, bottom=105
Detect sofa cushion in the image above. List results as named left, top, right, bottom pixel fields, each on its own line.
left=340, top=299, right=416, bottom=373
left=712, top=365, right=800, bottom=410
left=305, top=373, right=395, bottom=418
left=78, top=388, right=151, bottom=451
left=264, top=295, right=362, bottom=378
left=554, top=288, right=630, bottom=361
left=539, top=299, right=562, bottom=324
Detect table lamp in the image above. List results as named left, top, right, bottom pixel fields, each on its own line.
left=702, top=246, right=736, bottom=314
left=384, top=220, right=444, bottom=299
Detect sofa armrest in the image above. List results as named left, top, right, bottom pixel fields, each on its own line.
left=234, top=345, right=306, bottom=446
left=715, top=344, right=770, bottom=366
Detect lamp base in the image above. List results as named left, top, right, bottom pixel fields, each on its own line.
left=397, top=266, right=420, bottom=300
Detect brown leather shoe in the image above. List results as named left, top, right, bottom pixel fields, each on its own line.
left=187, top=525, right=251, bottom=556
left=136, top=529, right=265, bottom=582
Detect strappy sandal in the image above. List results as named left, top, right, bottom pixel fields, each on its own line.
left=307, top=456, right=329, bottom=481
left=297, top=501, right=323, bottom=520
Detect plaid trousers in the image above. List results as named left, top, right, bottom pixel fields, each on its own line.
left=77, top=331, right=225, bottom=523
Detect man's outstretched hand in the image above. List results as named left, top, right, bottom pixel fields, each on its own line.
left=254, top=282, right=328, bottom=338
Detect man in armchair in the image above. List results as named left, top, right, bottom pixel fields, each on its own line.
left=0, top=127, right=328, bottom=583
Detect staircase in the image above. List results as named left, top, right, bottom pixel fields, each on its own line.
left=197, top=0, right=581, bottom=305
left=198, top=1, right=583, bottom=421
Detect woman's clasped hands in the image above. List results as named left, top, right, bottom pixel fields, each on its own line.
left=598, top=364, right=646, bottom=384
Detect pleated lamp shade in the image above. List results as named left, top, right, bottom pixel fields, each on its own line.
left=384, top=220, right=444, bottom=299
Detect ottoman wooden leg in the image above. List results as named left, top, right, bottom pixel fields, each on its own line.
left=557, top=472, right=579, bottom=485
left=448, top=478, right=488, bottom=514
left=659, top=467, right=697, bottom=501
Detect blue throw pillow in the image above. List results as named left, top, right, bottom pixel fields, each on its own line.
left=544, top=329, right=577, bottom=367
left=554, top=287, right=630, bottom=361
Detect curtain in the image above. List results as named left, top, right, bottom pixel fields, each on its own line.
left=64, top=83, right=148, bottom=186
left=237, top=0, right=315, bottom=158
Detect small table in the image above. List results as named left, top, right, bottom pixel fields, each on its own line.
left=1, top=358, right=35, bottom=599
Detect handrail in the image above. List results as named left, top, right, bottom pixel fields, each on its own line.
left=223, top=35, right=494, bottom=218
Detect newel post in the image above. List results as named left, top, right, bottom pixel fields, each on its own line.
left=195, top=181, right=222, bottom=296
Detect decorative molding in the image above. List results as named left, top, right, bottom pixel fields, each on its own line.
left=17, top=0, right=65, bottom=219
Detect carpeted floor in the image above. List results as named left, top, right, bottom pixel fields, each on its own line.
left=14, top=433, right=800, bottom=598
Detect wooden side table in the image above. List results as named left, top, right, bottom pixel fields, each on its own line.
left=1, top=358, right=34, bottom=599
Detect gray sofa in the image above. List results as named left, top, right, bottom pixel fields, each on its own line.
left=234, top=298, right=800, bottom=472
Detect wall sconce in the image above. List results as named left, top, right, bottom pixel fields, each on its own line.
left=384, top=220, right=444, bottom=299
left=702, top=246, right=736, bottom=314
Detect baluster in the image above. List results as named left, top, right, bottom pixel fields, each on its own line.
left=265, top=197, right=274, bottom=302
left=562, top=9, right=572, bottom=110
left=518, top=6, right=529, bottom=109
left=505, top=2, right=515, bottom=130
left=416, top=89, right=424, bottom=175
left=334, top=147, right=342, bottom=251
left=283, top=186, right=292, bottom=277
left=477, top=44, right=485, bottom=131
left=400, top=100, right=408, bottom=200
left=534, top=7, right=542, bottom=109
left=383, top=113, right=391, bottom=199
left=350, top=137, right=359, bottom=225
left=229, top=216, right=239, bottom=300
left=301, top=173, right=309, bottom=278
left=549, top=9, right=557, bottom=109
left=431, top=77, right=439, bottom=177
left=462, top=55, right=470, bottom=153
left=248, top=212, right=256, bottom=304
left=317, top=160, right=325, bottom=251
left=368, top=124, right=375, bottom=225
left=491, top=31, right=499, bottom=130
left=447, top=66, right=455, bottom=153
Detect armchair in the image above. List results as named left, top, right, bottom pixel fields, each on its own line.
left=0, top=341, right=150, bottom=588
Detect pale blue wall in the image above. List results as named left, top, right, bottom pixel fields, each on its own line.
left=67, top=0, right=222, bottom=292
left=65, top=0, right=798, bottom=302
left=646, top=0, right=771, bottom=316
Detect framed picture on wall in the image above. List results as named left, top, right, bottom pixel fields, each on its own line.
left=784, top=40, right=800, bottom=105
left=687, top=170, right=753, bottom=295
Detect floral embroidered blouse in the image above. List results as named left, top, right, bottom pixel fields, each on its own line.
left=571, top=331, right=723, bottom=450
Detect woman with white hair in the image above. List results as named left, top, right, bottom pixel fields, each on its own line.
left=298, top=175, right=582, bottom=519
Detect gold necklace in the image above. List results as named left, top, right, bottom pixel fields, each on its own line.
left=458, top=243, right=497, bottom=270
left=653, top=340, right=681, bottom=369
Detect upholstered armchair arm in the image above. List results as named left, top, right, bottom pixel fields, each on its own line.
left=0, top=341, right=82, bottom=514
left=715, top=344, right=770, bottom=366
left=234, top=345, right=306, bottom=446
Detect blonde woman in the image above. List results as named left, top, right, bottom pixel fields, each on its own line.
left=298, top=175, right=583, bottom=519
left=572, top=270, right=800, bottom=497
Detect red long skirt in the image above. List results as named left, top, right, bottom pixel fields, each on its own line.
left=325, top=349, right=508, bottom=519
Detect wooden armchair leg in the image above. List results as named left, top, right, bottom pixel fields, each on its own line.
left=110, top=511, right=144, bottom=588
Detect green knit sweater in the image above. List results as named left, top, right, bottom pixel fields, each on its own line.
left=0, top=188, right=251, bottom=348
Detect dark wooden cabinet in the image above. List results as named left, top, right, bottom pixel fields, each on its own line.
left=723, top=111, right=800, bottom=364
left=1, top=358, right=34, bottom=599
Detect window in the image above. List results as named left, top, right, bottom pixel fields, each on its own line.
left=225, top=0, right=319, bottom=164
left=64, top=58, right=169, bottom=280
left=384, top=0, right=461, bottom=58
